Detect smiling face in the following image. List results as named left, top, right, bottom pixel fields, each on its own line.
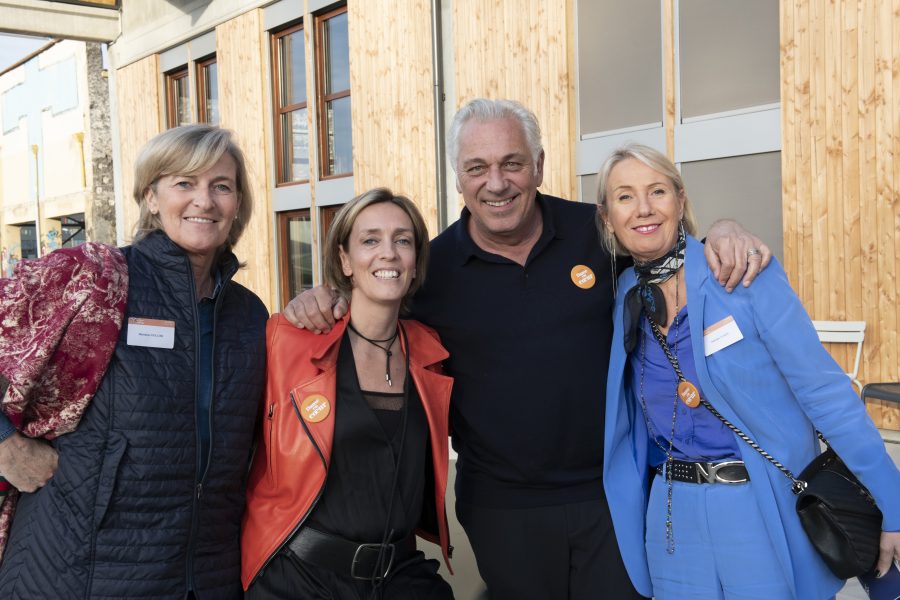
left=339, top=202, right=417, bottom=310
left=455, top=117, right=544, bottom=250
left=604, top=157, right=685, bottom=263
left=145, top=153, right=239, bottom=271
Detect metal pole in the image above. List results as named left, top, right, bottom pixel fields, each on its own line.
left=31, top=144, right=43, bottom=258
left=431, top=0, right=447, bottom=232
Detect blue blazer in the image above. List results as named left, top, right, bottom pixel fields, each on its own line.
left=603, top=236, right=900, bottom=599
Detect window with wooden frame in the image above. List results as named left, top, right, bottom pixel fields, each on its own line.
left=196, top=55, right=219, bottom=125
left=272, top=22, right=310, bottom=185
left=278, top=209, right=314, bottom=301
left=165, top=67, right=191, bottom=129
left=315, top=5, right=352, bottom=179
left=319, top=204, right=343, bottom=246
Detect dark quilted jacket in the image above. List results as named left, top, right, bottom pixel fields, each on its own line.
left=0, top=231, right=267, bottom=599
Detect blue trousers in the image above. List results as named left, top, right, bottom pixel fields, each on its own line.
left=645, top=473, right=797, bottom=600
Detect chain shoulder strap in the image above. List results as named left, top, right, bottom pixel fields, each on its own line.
left=697, top=397, right=808, bottom=493
left=645, top=316, right=809, bottom=494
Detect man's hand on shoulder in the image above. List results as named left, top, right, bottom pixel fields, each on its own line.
left=0, top=431, right=58, bottom=493
left=282, top=286, right=348, bottom=334
left=704, top=219, right=772, bottom=292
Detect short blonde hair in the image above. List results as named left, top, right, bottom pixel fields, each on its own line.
left=595, top=143, right=698, bottom=256
left=133, top=125, right=252, bottom=250
left=323, top=188, right=430, bottom=312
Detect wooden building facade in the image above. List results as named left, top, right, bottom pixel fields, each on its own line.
left=107, top=0, right=900, bottom=429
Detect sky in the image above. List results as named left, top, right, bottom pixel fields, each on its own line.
left=0, top=33, right=50, bottom=73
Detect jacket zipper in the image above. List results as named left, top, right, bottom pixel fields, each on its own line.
left=250, top=391, right=328, bottom=586
left=265, top=403, right=276, bottom=484
left=185, top=266, right=226, bottom=592
left=185, top=266, right=201, bottom=594
left=201, top=288, right=223, bottom=488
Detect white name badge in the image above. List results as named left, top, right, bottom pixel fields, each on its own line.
left=127, top=317, right=175, bottom=349
left=704, top=315, right=743, bottom=356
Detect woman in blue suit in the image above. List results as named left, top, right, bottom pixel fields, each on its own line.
left=597, top=143, right=900, bottom=599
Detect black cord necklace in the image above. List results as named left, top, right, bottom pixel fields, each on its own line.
left=348, top=321, right=400, bottom=387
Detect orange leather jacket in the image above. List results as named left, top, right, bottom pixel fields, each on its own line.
left=241, top=315, right=454, bottom=589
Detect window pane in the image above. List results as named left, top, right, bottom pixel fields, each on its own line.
left=577, top=0, right=662, bottom=134
left=681, top=152, right=783, bottom=261
left=680, top=0, right=779, bottom=118
left=325, top=96, right=352, bottom=176
left=280, top=108, right=309, bottom=182
left=579, top=173, right=599, bottom=204
left=323, top=11, right=349, bottom=94
left=19, top=224, right=38, bottom=260
left=279, top=29, right=307, bottom=106
left=202, top=61, right=219, bottom=125
left=174, top=74, right=191, bottom=127
left=285, top=214, right=313, bottom=296
left=60, top=214, right=86, bottom=247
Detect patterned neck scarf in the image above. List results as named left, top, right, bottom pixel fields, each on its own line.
left=623, top=226, right=685, bottom=353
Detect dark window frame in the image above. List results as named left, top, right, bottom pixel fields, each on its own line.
left=314, top=5, right=352, bottom=180
left=278, top=208, right=314, bottom=303
left=165, top=67, right=191, bottom=129
left=196, top=54, right=218, bottom=125
left=319, top=204, right=343, bottom=245
left=271, top=21, right=310, bottom=186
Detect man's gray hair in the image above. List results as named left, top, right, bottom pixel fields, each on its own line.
left=446, top=98, right=543, bottom=171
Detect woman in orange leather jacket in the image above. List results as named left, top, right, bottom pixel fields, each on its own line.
left=242, top=188, right=454, bottom=599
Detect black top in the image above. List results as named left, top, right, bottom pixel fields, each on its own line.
left=306, top=333, right=428, bottom=542
left=412, top=193, right=630, bottom=508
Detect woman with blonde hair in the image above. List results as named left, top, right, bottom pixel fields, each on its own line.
left=0, top=124, right=267, bottom=599
left=598, top=143, right=900, bottom=599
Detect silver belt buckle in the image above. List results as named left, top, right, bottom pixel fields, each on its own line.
left=696, top=460, right=747, bottom=484
left=351, top=543, right=395, bottom=580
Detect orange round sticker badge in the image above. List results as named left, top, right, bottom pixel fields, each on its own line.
left=299, top=394, right=331, bottom=423
left=677, top=381, right=701, bottom=408
left=570, top=265, right=596, bottom=289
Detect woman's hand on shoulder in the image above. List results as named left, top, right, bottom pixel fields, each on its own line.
left=876, top=530, right=900, bottom=578
left=282, top=286, right=348, bottom=334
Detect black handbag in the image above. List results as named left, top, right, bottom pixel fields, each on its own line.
left=794, top=445, right=883, bottom=578
left=699, top=399, right=883, bottom=579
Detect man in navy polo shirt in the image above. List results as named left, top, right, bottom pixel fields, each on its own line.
left=285, top=98, right=770, bottom=599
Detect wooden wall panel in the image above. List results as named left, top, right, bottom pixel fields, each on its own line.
left=115, top=55, right=162, bottom=241
left=663, top=0, right=676, bottom=158
left=781, top=0, right=900, bottom=429
left=451, top=0, right=575, bottom=204
left=216, top=10, right=275, bottom=312
left=347, top=0, right=439, bottom=235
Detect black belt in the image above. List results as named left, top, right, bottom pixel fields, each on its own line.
left=286, top=527, right=416, bottom=580
left=657, top=459, right=750, bottom=484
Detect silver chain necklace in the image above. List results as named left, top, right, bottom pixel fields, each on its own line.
left=637, top=271, right=680, bottom=554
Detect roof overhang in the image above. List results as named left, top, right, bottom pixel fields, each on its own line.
left=0, top=0, right=120, bottom=43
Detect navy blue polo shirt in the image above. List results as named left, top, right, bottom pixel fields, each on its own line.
left=412, top=193, right=628, bottom=508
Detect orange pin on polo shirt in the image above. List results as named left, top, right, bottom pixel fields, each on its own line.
left=677, top=381, right=701, bottom=408
left=570, top=265, right=596, bottom=289
left=299, top=394, right=331, bottom=423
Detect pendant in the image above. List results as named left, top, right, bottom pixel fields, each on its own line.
left=677, top=380, right=701, bottom=408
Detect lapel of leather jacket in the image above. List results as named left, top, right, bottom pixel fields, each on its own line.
left=289, top=320, right=347, bottom=467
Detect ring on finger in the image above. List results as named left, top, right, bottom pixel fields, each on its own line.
left=746, top=247, right=761, bottom=259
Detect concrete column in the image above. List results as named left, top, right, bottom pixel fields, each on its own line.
left=85, top=42, right=116, bottom=245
